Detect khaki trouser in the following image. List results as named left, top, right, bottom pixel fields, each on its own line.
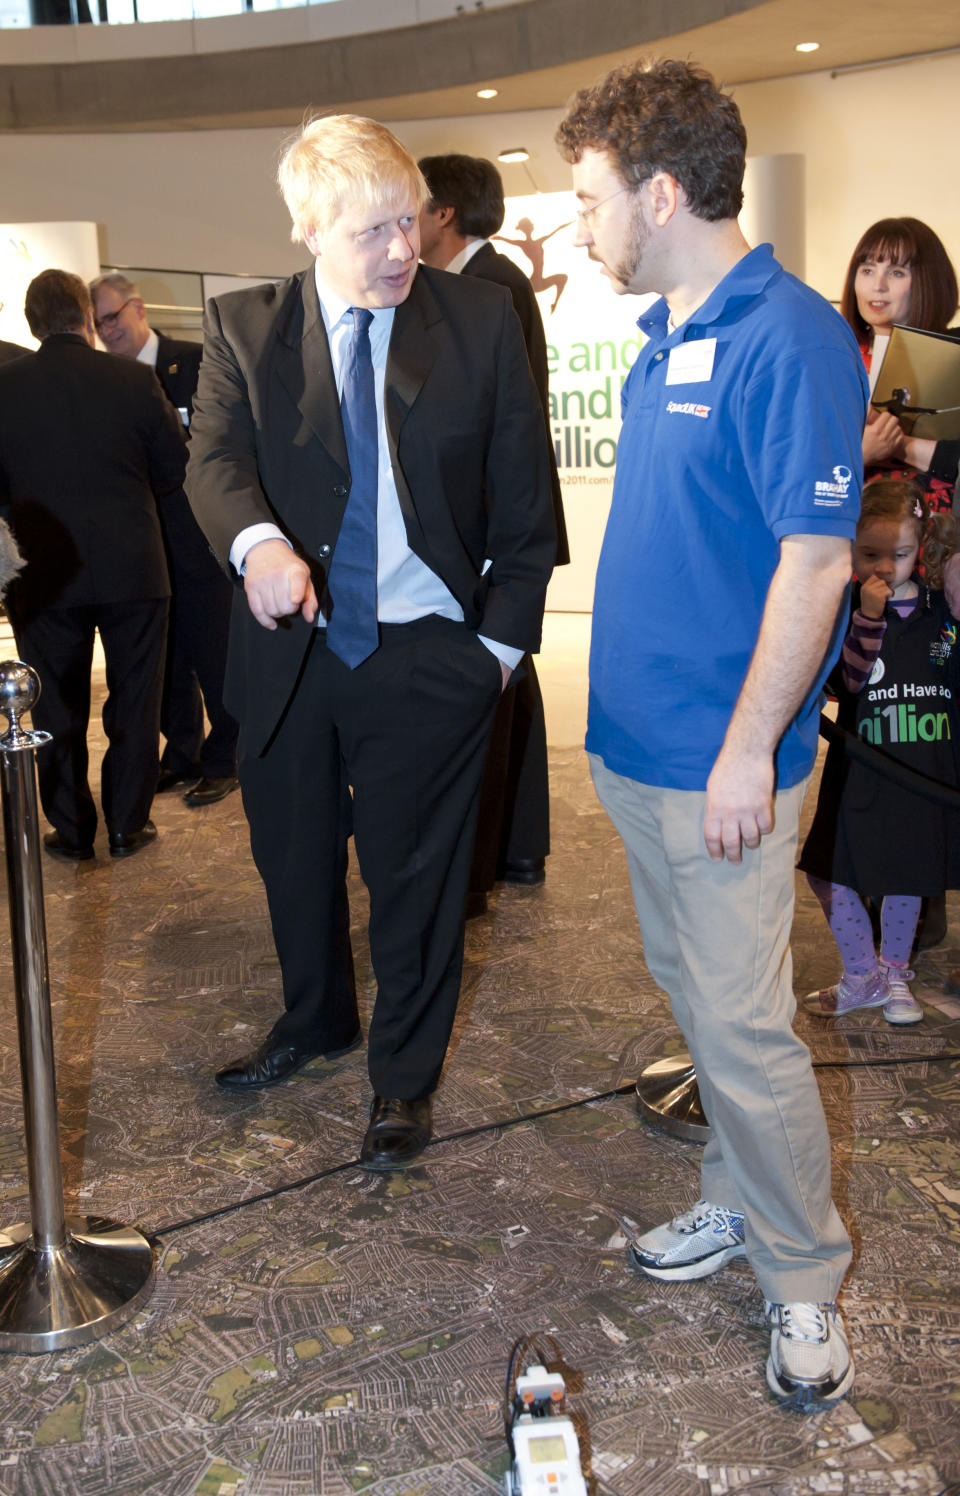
left=591, top=756, right=852, bottom=1303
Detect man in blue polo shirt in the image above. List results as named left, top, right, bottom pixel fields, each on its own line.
left=557, top=60, right=867, bottom=1408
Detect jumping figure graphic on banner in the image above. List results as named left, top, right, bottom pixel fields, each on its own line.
left=495, top=218, right=573, bottom=313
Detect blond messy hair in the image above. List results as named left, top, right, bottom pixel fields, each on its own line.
left=278, top=114, right=429, bottom=245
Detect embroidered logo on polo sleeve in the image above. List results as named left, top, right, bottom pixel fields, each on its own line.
left=813, top=465, right=853, bottom=506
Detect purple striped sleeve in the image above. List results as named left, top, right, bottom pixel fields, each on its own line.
left=841, top=609, right=886, bottom=693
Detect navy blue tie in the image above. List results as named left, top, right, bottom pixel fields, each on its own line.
left=326, top=306, right=379, bottom=668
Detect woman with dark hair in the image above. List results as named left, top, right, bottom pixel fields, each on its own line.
left=840, top=220, right=959, bottom=951
left=840, top=217, right=959, bottom=503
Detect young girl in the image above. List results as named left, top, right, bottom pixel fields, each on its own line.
left=799, top=480, right=960, bottom=1024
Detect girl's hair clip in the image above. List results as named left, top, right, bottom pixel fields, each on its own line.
left=914, top=500, right=924, bottom=518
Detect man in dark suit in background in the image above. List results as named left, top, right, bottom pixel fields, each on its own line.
left=0, top=269, right=186, bottom=859
left=418, top=154, right=568, bottom=907
left=90, top=272, right=239, bottom=807
left=186, top=115, right=555, bottom=1169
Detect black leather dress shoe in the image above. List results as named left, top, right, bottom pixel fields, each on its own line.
left=465, top=890, right=488, bottom=920
left=215, top=1032, right=362, bottom=1091
left=360, top=1096, right=433, bottom=1171
left=183, top=775, right=240, bottom=807
left=108, top=821, right=157, bottom=859
left=157, top=769, right=199, bottom=793
left=502, top=857, right=546, bottom=885
left=43, top=831, right=94, bottom=863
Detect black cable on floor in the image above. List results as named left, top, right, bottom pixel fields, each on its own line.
left=812, top=1049, right=960, bottom=1068
left=149, top=1049, right=959, bottom=1242
left=150, top=1083, right=637, bottom=1241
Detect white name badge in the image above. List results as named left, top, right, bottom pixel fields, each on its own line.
left=665, top=337, right=717, bottom=385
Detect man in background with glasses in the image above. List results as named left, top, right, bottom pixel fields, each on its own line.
left=90, top=272, right=239, bottom=809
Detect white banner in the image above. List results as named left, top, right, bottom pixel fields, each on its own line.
left=496, top=191, right=654, bottom=613
left=0, top=221, right=102, bottom=348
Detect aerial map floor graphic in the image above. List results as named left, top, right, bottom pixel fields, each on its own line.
left=0, top=716, right=957, bottom=1495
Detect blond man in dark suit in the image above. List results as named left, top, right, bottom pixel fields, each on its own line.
left=186, top=116, right=555, bottom=1168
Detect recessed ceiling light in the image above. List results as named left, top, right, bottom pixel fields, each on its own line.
left=795, top=41, right=820, bottom=53
left=476, top=88, right=498, bottom=100
left=497, top=148, right=529, bottom=163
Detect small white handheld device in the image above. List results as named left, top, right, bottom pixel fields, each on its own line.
left=505, top=1363, right=587, bottom=1496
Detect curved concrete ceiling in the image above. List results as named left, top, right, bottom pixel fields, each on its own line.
left=2, top=0, right=959, bottom=132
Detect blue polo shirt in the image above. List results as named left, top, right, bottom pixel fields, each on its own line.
left=586, top=243, right=868, bottom=791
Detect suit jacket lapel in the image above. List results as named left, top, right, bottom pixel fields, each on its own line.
left=385, top=272, right=440, bottom=553
left=153, top=333, right=174, bottom=397
left=276, top=270, right=349, bottom=475
left=386, top=271, right=440, bottom=438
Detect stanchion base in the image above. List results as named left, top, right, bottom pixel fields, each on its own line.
left=635, top=1053, right=712, bottom=1143
left=0, top=1215, right=155, bottom=1354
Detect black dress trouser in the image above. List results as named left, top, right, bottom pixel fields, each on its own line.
left=239, top=616, right=503, bottom=1101
left=14, top=597, right=168, bottom=848
left=159, top=569, right=238, bottom=780
left=469, top=655, right=550, bottom=890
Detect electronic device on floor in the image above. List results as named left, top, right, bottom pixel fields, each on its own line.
left=503, top=1335, right=587, bottom=1496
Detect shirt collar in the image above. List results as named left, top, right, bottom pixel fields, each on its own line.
left=446, top=238, right=487, bottom=275
left=637, top=243, right=781, bottom=339
left=313, top=262, right=394, bottom=335
left=137, top=327, right=159, bottom=367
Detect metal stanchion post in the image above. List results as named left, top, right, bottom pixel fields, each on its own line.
left=0, top=661, right=155, bottom=1354
left=635, top=1051, right=712, bottom=1143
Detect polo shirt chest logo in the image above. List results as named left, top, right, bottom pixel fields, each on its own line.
left=931, top=620, right=956, bottom=667
left=665, top=400, right=712, bottom=418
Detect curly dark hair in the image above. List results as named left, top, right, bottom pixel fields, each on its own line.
left=555, top=58, right=746, bottom=222
left=860, top=477, right=957, bottom=590
left=840, top=218, right=958, bottom=341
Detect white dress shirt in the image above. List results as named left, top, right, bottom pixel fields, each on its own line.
left=136, top=328, right=160, bottom=368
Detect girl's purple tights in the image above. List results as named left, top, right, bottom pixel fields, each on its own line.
left=806, top=876, right=921, bottom=974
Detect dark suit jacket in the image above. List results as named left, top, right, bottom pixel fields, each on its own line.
left=186, top=264, right=556, bottom=754
left=154, top=332, right=202, bottom=421
left=0, top=339, right=32, bottom=366
left=0, top=334, right=186, bottom=616
left=151, top=331, right=220, bottom=581
left=462, top=243, right=569, bottom=566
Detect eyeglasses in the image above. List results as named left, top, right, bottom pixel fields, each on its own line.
left=94, top=299, right=134, bottom=334
left=575, top=186, right=631, bottom=227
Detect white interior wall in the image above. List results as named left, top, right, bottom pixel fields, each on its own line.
left=733, top=55, right=960, bottom=303
left=0, top=53, right=957, bottom=293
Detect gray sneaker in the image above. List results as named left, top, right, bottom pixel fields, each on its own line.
left=628, top=1199, right=746, bottom=1281
left=765, top=1301, right=854, bottom=1408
